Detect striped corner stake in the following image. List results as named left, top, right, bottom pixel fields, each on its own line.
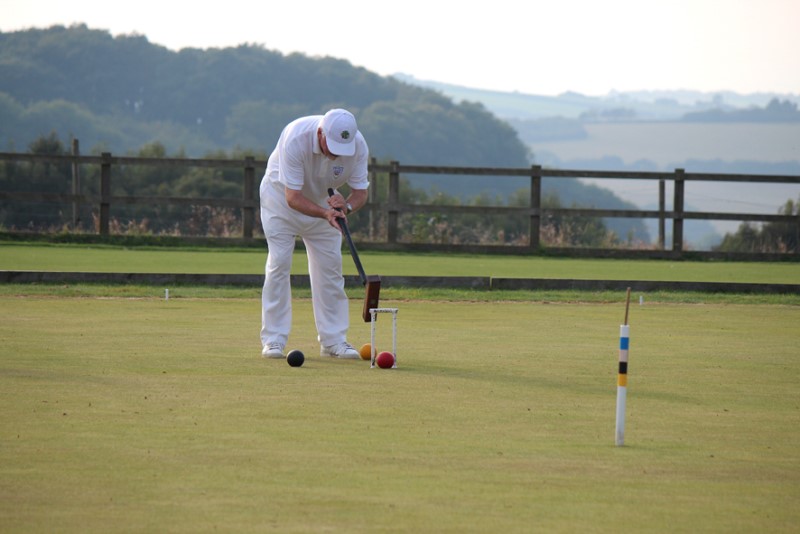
left=615, top=287, right=631, bottom=447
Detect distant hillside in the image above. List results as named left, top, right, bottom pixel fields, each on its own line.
left=397, top=74, right=800, bottom=247
left=0, top=25, right=529, bottom=172
left=396, top=73, right=800, bottom=121
left=683, top=98, right=800, bottom=122
left=0, top=25, right=658, bottom=243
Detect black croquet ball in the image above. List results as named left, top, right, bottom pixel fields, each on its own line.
left=286, top=349, right=304, bottom=367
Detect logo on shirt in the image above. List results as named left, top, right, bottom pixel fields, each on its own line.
left=333, top=166, right=344, bottom=177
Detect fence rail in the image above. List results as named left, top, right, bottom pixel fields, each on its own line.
left=1, top=150, right=799, bottom=259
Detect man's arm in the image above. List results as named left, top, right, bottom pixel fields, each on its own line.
left=344, top=188, right=368, bottom=213
left=285, top=188, right=341, bottom=229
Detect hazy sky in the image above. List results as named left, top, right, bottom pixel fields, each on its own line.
left=2, top=0, right=798, bottom=96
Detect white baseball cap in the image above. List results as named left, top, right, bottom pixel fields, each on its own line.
left=320, top=109, right=358, bottom=156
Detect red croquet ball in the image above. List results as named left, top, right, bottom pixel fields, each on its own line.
left=376, top=351, right=395, bottom=369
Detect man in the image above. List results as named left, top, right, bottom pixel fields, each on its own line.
left=259, top=108, right=369, bottom=359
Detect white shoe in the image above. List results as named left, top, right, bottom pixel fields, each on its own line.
left=262, top=342, right=285, bottom=359
left=320, top=342, right=360, bottom=359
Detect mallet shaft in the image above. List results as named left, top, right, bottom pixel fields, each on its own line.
left=624, top=286, right=631, bottom=326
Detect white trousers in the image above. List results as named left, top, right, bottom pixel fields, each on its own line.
left=260, top=186, right=349, bottom=348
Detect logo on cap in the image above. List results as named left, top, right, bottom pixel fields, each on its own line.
left=340, top=131, right=350, bottom=140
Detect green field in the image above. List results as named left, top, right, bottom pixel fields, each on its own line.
left=536, top=122, right=800, bottom=166
left=2, top=243, right=800, bottom=284
left=1, top=243, right=799, bottom=531
left=1, top=294, right=798, bottom=532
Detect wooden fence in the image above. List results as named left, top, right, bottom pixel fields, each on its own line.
left=1, top=149, right=799, bottom=259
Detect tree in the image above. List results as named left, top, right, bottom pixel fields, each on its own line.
left=1, top=25, right=532, bottom=165
left=0, top=132, right=70, bottom=229
left=716, top=198, right=799, bottom=253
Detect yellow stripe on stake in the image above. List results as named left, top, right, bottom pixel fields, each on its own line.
left=617, top=374, right=627, bottom=387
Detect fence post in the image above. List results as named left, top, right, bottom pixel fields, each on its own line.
left=99, top=152, right=111, bottom=236
left=529, top=165, right=542, bottom=250
left=243, top=156, right=255, bottom=239
left=71, top=138, right=81, bottom=229
left=369, top=157, right=377, bottom=240
left=387, top=161, right=400, bottom=244
left=672, top=168, right=685, bottom=254
left=658, top=179, right=665, bottom=250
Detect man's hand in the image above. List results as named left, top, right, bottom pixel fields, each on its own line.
left=326, top=190, right=348, bottom=232
left=326, top=188, right=368, bottom=231
left=327, top=190, right=348, bottom=212
left=324, top=207, right=344, bottom=231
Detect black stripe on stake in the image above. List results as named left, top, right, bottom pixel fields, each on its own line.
left=618, top=361, right=628, bottom=374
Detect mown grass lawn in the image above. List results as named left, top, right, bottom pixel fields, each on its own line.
left=2, top=242, right=799, bottom=284
left=1, top=291, right=798, bottom=532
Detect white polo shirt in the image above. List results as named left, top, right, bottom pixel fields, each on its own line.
left=263, top=115, right=369, bottom=207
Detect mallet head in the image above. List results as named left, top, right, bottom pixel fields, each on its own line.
left=362, top=275, right=381, bottom=322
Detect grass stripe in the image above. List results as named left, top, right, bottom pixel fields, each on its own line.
left=2, top=242, right=799, bottom=283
